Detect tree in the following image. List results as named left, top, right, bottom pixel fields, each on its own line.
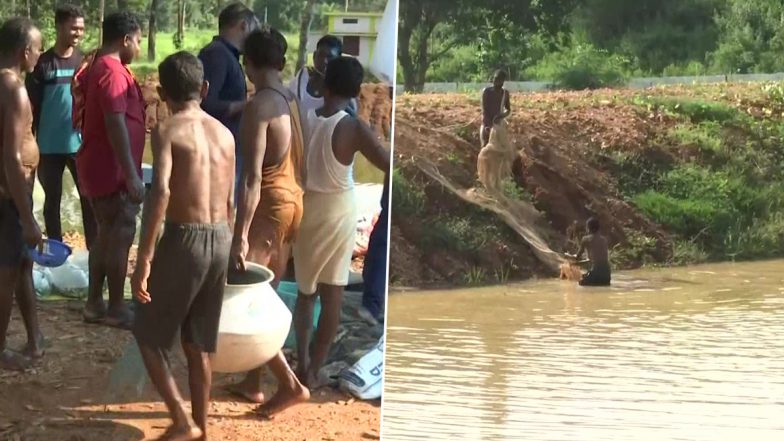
left=711, top=0, right=784, bottom=73
left=296, top=0, right=318, bottom=72
left=98, top=0, right=105, bottom=45
left=571, top=0, right=723, bottom=74
left=148, top=0, right=159, bottom=61
left=397, top=0, right=577, bottom=91
left=174, top=0, right=186, bottom=50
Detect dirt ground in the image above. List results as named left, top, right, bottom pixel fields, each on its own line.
left=391, top=85, right=774, bottom=287
left=0, top=301, right=380, bottom=441
left=141, top=77, right=392, bottom=141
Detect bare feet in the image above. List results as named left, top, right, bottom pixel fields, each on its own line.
left=82, top=301, right=106, bottom=324
left=304, top=370, right=320, bottom=390
left=225, top=383, right=265, bottom=404
left=17, top=332, right=45, bottom=359
left=0, top=348, right=31, bottom=371
left=155, top=424, right=203, bottom=441
left=253, top=382, right=310, bottom=419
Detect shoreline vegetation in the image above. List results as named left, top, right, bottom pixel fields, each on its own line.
left=390, top=81, right=784, bottom=289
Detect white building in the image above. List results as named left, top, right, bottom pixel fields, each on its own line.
left=307, top=11, right=383, bottom=66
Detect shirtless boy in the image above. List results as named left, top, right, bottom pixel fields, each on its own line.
left=480, top=69, right=511, bottom=147
left=0, top=18, right=45, bottom=371
left=569, top=217, right=612, bottom=286
left=228, top=28, right=310, bottom=417
left=130, top=52, right=235, bottom=441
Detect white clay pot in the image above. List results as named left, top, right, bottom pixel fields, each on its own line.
left=209, top=263, right=292, bottom=373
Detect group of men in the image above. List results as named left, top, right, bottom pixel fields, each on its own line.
left=0, top=2, right=390, bottom=439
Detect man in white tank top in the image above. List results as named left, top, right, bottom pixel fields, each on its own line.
left=292, top=56, right=390, bottom=388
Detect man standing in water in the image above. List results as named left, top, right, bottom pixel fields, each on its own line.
left=480, top=69, right=511, bottom=147
left=27, top=4, right=96, bottom=249
left=570, top=217, right=612, bottom=287
left=199, top=2, right=259, bottom=194
left=293, top=56, right=390, bottom=389
left=131, top=51, right=235, bottom=441
left=0, top=17, right=45, bottom=370
left=289, top=35, right=357, bottom=115
left=77, top=12, right=145, bottom=329
left=228, top=28, right=310, bottom=417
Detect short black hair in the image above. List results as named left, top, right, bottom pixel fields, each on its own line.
left=317, top=35, right=342, bottom=54
left=587, top=217, right=600, bottom=233
left=325, top=56, right=363, bottom=98
left=0, top=17, right=36, bottom=56
left=103, top=11, right=141, bottom=44
left=158, top=51, right=204, bottom=102
left=494, top=69, right=508, bottom=81
left=55, top=4, right=84, bottom=25
left=218, top=2, right=258, bottom=31
left=244, top=28, right=287, bottom=69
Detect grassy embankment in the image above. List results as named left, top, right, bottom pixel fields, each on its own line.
left=392, top=82, right=784, bottom=286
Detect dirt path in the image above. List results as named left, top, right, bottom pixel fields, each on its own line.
left=0, top=302, right=380, bottom=441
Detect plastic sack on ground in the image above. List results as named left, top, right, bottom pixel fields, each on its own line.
left=33, top=266, right=52, bottom=297
left=339, top=335, right=384, bottom=400
left=48, top=261, right=89, bottom=294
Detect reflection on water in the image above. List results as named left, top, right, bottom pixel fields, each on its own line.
left=383, top=261, right=784, bottom=440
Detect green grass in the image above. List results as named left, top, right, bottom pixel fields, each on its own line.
left=668, top=122, right=723, bottom=153
left=127, top=29, right=305, bottom=80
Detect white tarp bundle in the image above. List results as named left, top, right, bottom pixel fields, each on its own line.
left=369, top=0, right=397, bottom=85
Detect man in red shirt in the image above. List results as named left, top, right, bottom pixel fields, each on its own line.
left=76, top=12, right=145, bottom=329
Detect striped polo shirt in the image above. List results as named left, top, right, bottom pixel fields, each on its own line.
left=26, top=48, right=83, bottom=155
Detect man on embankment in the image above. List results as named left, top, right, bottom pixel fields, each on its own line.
left=481, top=69, right=511, bottom=147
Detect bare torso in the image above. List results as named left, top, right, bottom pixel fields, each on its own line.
left=158, top=110, right=234, bottom=224
left=482, top=87, right=509, bottom=126
left=0, top=70, right=39, bottom=198
left=582, top=234, right=610, bottom=270
left=251, top=87, right=293, bottom=168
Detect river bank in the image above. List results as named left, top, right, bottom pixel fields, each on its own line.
left=391, top=82, right=784, bottom=288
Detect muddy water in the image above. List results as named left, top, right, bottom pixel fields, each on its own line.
left=383, top=261, right=784, bottom=440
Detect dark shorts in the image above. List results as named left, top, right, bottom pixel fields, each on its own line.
left=580, top=266, right=611, bottom=287
left=90, top=191, right=140, bottom=226
left=0, top=198, right=25, bottom=267
left=133, top=222, right=231, bottom=353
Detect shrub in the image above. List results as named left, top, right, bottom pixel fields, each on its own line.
left=634, top=190, right=733, bottom=240
left=527, top=43, right=631, bottom=90
left=670, top=240, right=709, bottom=265
left=640, top=97, right=742, bottom=124
left=668, top=122, right=723, bottom=153
left=392, top=170, right=425, bottom=217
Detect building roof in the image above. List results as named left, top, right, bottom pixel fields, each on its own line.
left=323, top=11, right=383, bottom=18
